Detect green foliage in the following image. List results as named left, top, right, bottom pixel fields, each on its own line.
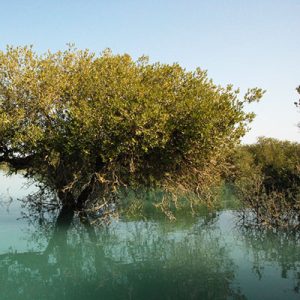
left=0, top=45, right=263, bottom=210
left=243, top=137, right=300, bottom=194
left=230, top=138, right=300, bottom=228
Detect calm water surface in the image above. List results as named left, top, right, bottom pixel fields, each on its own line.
left=0, top=171, right=300, bottom=300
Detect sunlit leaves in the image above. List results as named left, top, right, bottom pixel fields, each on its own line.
left=0, top=45, right=263, bottom=199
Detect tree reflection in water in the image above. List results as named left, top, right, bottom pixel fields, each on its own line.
left=0, top=197, right=246, bottom=300
left=238, top=226, right=300, bottom=294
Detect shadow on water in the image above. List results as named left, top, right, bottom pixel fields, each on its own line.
left=0, top=199, right=247, bottom=300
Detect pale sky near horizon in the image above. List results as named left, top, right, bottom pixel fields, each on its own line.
left=1, top=0, right=299, bottom=144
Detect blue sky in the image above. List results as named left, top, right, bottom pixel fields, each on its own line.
left=1, top=0, right=299, bottom=143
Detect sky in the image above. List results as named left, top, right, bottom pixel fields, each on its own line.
left=0, top=0, right=299, bottom=144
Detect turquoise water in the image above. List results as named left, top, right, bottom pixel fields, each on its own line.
left=0, top=172, right=300, bottom=300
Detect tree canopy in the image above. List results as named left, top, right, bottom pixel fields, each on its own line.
left=0, top=45, right=263, bottom=212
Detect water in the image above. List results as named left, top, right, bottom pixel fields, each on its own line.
left=0, top=171, right=300, bottom=300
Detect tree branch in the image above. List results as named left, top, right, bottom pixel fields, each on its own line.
left=76, top=173, right=98, bottom=210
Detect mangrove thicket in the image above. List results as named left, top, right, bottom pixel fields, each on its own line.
left=0, top=46, right=263, bottom=215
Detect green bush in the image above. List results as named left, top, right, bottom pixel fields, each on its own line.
left=230, top=138, right=300, bottom=228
